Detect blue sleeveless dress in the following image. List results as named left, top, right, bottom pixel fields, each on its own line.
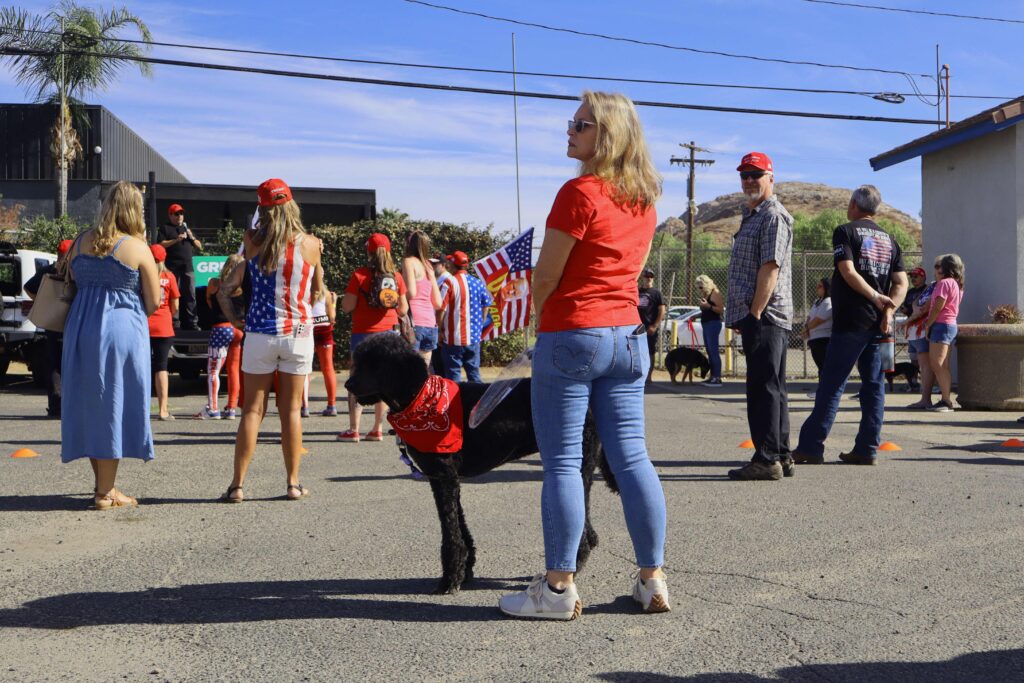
left=61, top=237, right=154, bottom=462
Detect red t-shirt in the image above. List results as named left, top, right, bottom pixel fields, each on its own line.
left=148, top=270, right=180, bottom=338
left=346, top=267, right=408, bottom=334
left=540, top=175, right=656, bottom=332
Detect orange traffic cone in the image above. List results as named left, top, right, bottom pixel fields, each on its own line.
left=10, top=448, right=39, bottom=458
left=878, top=441, right=902, bottom=451
left=739, top=439, right=754, bottom=448
left=1001, top=438, right=1024, bottom=448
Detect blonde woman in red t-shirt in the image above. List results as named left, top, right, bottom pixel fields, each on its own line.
left=337, top=233, right=409, bottom=442
left=147, top=244, right=179, bottom=421
left=499, top=91, right=669, bottom=620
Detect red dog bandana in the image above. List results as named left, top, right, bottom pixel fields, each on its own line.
left=387, top=376, right=464, bottom=454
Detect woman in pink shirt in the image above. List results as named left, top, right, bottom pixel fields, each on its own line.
left=922, top=253, right=965, bottom=412
left=402, top=230, right=443, bottom=366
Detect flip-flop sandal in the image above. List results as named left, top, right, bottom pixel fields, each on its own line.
left=286, top=484, right=309, bottom=501
left=221, top=485, right=244, bottom=503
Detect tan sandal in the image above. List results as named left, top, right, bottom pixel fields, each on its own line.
left=286, top=484, right=309, bottom=500
left=92, top=489, right=138, bottom=511
left=221, top=485, right=244, bottom=503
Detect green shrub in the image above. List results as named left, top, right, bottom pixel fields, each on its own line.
left=12, top=214, right=88, bottom=253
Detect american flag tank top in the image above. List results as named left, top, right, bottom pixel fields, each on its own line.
left=245, top=234, right=313, bottom=336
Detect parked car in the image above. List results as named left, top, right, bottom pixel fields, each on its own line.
left=0, top=243, right=56, bottom=384
left=662, top=308, right=727, bottom=351
left=659, top=305, right=699, bottom=332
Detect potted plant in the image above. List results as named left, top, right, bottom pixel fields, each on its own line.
left=956, top=305, right=1024, bottom=410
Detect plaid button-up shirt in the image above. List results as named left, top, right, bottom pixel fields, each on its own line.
left=725, top=195, right=794, bottom=330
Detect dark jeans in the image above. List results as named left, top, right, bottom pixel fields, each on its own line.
left=797, top=329, right=884, bottom=459
left=702, top=320, right=723, bottom=379
left=45, top=331, right=63, bottom=416
left=441, top=343, right=482, bottom=383
left=808, top=337, right=830, bottom=374
left=739, top=315, right=790, bottom=463
left=170, top=266, right=199, bottom=330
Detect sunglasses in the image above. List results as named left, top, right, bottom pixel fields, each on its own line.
left=568, top=119, right=596, bottom=133
left=739, top=171, right=768, bottom=181
left=172, top=211, right=184, bottom=216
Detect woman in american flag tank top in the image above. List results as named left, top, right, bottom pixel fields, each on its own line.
left=216, top=179, right=325, bottom=503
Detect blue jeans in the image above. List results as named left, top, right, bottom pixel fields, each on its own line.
left=441, top=343, right=482, bottom=383
left=413, top=325, right=438, bottom=352
left=797, top=329, right=885, bottom=459
left=532, top=325, right=667, bottom=572
left=702, top=320, right=723, bottom=379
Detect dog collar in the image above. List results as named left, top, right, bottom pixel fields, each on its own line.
left=387, top=376, right=464, bottom=454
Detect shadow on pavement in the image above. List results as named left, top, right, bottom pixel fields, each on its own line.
left=0, top=577, right=515, bottom=628
left=596, top=647, right=1024, bottom=682
left=894, top=455, right=1024, bottom=467
left=0, top=494, right=88, bottom=512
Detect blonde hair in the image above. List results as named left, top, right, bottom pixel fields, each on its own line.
left=95, top=180, right=145, bottom=255
left=695, top=274, right=716, bottom=292
left=369, top=247, right=396, bottom=274
left=256, top=199, right=305, bottom=275
left=935, top=253, right=965, bottom=290
left=578, top=90, right=662, bottom=208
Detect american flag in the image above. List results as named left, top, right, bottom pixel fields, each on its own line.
left=474, top=228, right=534, bottom=341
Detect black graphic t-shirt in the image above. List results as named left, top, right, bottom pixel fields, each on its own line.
left=830, top=219, right=905, bottom=332
left=637, top=286, right=664, bottom=330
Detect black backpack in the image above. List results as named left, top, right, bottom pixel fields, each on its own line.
left=365, top=270, right=400, bottom=309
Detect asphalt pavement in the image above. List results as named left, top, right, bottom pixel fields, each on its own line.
left=1, top=364, right=1022, bottom=682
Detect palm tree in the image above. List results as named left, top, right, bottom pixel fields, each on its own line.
left=0, top=1, right=152, bottom=217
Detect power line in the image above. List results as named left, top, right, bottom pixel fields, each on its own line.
left=800, top=0, right=1024, bottom=25
left=403, top=0, right=934, bottom=80
left=0, top=46, right=941, bottom=125
left=0, top=23, right=1009, bottom=101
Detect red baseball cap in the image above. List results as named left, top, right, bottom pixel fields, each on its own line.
left=150, top=244, right=167, bottom=263
left=366, top=233, right=391, bottom=253
left=447, top=251, right=470, bottom=267
left=167, top=203, right=184, bottom=216
left=737, top=152, right=774, bottom=173
left=57, top=239, right=73, bottom=256
left=257, top=178, right=293, bottom=207
left=909, top=266, right=926, bottom=277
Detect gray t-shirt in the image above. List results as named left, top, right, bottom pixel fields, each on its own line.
left=807, top=297, right=832, bottom=340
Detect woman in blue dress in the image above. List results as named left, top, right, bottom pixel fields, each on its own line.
left=62, top=180, right=161, bottom=509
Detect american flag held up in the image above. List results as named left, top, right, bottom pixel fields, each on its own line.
left=473, top=229, right=534, bottom=341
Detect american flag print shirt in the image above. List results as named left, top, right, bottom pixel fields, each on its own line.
left=245, top=235, right=313, bottom=336
left=725, top=196, right=794, bottom=330
left=439, top=271, right=494, bottom=346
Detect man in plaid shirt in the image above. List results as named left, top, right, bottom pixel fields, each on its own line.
left=438, top=250, right=494, bottom=383
left=725, top=152, right=795, bottom=481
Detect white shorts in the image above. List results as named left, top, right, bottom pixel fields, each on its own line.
left=241, top=331, right=314, bottom=375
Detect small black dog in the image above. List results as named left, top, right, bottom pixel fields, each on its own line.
left=886, top=361, right=920, bottom=392
left=664, top=346, right=711, bottom=384
left=344, top=333, right=616, bottom=595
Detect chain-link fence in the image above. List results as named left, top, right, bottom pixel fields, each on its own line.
left=648, top=248, right=923, bottom=379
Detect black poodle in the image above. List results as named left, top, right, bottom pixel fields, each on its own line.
left=345, top=332, right=616, bottom=595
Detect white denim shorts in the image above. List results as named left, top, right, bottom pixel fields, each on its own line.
left=241, top=330, right=314, bottom=375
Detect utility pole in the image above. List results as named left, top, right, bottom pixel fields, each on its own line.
left=670, top=142, right=714, bottom=302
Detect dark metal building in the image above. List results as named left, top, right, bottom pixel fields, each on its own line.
left=0, top=103, right=376, bottom=238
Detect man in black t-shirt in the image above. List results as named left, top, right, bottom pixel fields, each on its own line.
left=637, top=268, right=665, bottom=383
left=158, top=203, right=202, bottom=330
left=793, top=185, right=908, bottom=466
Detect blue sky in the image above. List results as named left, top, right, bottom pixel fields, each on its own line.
left=2, top=0, right=1022, bottom=236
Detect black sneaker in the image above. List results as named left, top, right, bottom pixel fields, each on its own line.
left=928, top=400, right=955, bottom=413
left=792, top=451, right=824, bottom=465
left=780, top=455, right=796, bottom=478
left=727, top=460, right=783, bottom=481
left=839, top=451, right=877, bottom=466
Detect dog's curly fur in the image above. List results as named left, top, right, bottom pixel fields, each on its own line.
left=345, top=333, right=616, bottom=594
left=887, top=361, right=920, bottom=392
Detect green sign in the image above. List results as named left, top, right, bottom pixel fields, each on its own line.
left=193, top=256, right=228, bottom=287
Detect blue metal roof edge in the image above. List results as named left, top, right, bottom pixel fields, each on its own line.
left=871, top=113, right=1024, bottom=171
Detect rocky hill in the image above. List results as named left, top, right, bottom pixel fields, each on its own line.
left=661, top=182, right=921, bottom=247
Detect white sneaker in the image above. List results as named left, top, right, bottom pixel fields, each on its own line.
left=498, top=574, right=582, bottom=620
left=632, top=574, right=671, bottom=613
